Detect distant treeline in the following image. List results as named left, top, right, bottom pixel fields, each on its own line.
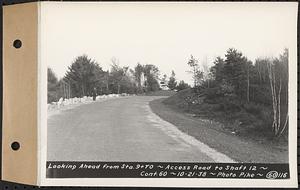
left=186, top=48, right=289, bottom=138
left=48, top=56, right=190, bottom=103
left=48, top=48, right=289, bottom=138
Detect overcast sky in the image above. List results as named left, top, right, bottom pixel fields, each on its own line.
left=41, top=2, right=297, bottom=84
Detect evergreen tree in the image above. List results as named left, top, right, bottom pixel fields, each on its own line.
left=64, top=55, right=105, bottom=97
left=210, top=56, right=225, bottom=83
left=168, top=70, right=177, bottom=90
left=176, top=80, right=190, bottom=91
left=47, top=68, right=59, bottom=103
left=224, top=48, right=251, bottom=99
left=134, top=63, right=144, bottom=93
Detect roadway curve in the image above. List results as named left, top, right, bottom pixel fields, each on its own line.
left=47, top=96, right=234, bottom=162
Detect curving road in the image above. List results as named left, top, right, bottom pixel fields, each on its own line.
left=47, top=96, right=234, bottom=162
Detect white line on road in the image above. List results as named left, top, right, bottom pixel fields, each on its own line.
left=146, top=103, right=236, bottom=163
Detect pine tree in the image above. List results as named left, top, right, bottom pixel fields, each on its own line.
left=134, top=63, right=144, bottom=93
left=168, top=70, right=177, bottom=90
left=210, top=56, right=225, bottom=83
left=224, top=48, right=250, bottom=99
left=176, top=80, right=190, bottom=91
left=64, top=55, right=105, bottom=97
left=47, top=68, right=59, bottom=103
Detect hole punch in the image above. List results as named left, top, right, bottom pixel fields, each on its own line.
left=11, top=141, right=20, bottom=151
left=13, top=39, right=22, bottom=48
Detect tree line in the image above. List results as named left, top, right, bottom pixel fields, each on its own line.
left=48, top=48, right=289, bottom=138
left=187, top=48, right=289, bottom=138
left=48, top=55, right=190, bottom=103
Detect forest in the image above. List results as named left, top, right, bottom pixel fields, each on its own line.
left=48, top=48, right=289, bottom=139
left=47, top=56, right=189, bottom=103
left=166, top=48, right=289, bottom=139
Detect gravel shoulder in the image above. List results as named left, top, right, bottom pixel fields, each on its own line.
left=149, top=98, right=288, bottom=163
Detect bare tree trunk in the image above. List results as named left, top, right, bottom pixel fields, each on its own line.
left=267, top=61, right=287, bottom=137
left=277, top=78, right=282, bottom=136
left=278, top=114, right=288, bottom=137
left=267, top=62, right=277, bottom=135
left=273, top=68, right=278, bottom=135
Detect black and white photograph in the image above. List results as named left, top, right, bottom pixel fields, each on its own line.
left=42, top=1, right=297, bottom=186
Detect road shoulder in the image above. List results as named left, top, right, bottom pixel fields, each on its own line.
left=149, top=98, right=288, bottom=163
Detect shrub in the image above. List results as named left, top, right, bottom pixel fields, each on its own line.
left=220, top=81, right=235, bottom=96
left=176, top=81, right=190, bottom=91
left=204, top=87, right=222, bottom=100
left=219, top=98, right=241, bottom=112
left=234, top=112, right=256, bottom=125
left=243, top=103, right=262, bottom=115
left=257, top=108, right=273, bottom=126
left=250, top=85, right=272, bottom=105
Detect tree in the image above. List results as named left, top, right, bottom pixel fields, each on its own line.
left=110, top=58, right=129, bottom=94
left=97, top=70, right=110, bottom=95
left=47, top=68, right=60, bottom=103
left=266, top=49, right=289, bottom=137
left=254, top=58, right=269, bottom=84
left=64, top=55, right=105, bottom=97
left=187, top=55, right=203, bottom=87
left=202, top=56, right=212, bottom=88
left=143, top=64, right=160, bottom=92
left=210, top=56, right=225, bottom=83
left=168, top=70, right=177, bottom=90
left=176, top=80, right=190, bottom=91
left=223, top=48, right=252, bottom=99
left=162, top=74, right=168, bottom=84
left=109, top=58, right=139, bottom=94
left=134, top=63, right=144, bottom=93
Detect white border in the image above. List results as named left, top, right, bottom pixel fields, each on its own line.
left=38, top=2, right=298, bottom=187
left=37, top=1, right=42, bottom=185
left=39, top=1, right=48, bottom=186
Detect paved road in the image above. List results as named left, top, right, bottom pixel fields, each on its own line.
left=47, top=96, right=234, bottom=162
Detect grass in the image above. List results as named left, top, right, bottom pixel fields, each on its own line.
left=150, top=98, right=288, bottom=163
left=162, top=88, right=288, bottom=145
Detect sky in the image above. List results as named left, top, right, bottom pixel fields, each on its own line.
left=41, top=2, right=297, bottom=85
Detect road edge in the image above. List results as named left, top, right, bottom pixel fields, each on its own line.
left=149, top=97, right=288, bottom=163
